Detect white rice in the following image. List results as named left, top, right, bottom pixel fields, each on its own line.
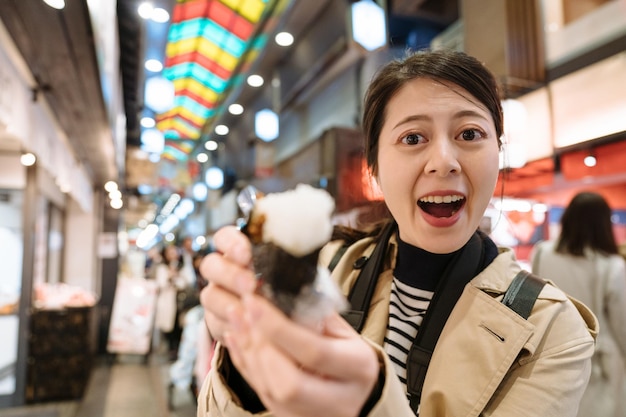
left=255, top=183, right=335, bottom=257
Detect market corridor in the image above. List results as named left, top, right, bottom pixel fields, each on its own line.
left=0, top=353, right=196, bottom=417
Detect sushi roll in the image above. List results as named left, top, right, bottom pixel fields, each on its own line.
left=242, top=183, right=343, bottom=319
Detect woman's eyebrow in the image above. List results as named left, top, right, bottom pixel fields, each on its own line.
left=392, top=109, right=489, bottom=130
left=392, top=114, right=431, bottom=130
left=453, top=109, right=490, bottom=122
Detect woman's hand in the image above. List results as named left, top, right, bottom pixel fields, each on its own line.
left=199, top=225, right=381, bottom=417
left=224, top=293, right=380, bottom=417
left=199, top=225, right=258, bottom=344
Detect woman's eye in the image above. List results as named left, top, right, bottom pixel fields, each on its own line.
left=401, top=133, right=424, bottom=145
left=460, top=129, right=484, bottom=141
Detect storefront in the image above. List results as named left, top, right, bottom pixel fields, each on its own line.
left=0, top=19, right=100, bottom=408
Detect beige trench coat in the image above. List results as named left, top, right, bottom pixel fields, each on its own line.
left=198, top=235, right=598, bottom=417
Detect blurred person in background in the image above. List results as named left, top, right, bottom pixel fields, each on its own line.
left=181, top=235, right=198, bottom=287
left=532, top=191, right=626, bottom=417
left=155, top=244, right=193, bottom=360
left=144, top=246, right=162, bottom=279
left=169, top=255, right=215, bottom=407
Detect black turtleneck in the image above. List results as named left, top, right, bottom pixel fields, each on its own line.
left=393, top=231, right=499, bottom=292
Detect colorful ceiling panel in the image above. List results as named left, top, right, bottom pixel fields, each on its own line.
left=160, top=139, right=196, bottom=164
left=157, top=0, right=281, bottom=161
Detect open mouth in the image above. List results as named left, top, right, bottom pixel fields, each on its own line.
left=417, top=195, right=465, bottom=218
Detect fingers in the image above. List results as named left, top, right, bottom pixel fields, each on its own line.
left=226, top=314, right=371, bottom=417
left=214, top=225, right=253, bottom=265
left=242, top=295, right=377, bottom=381
left=200, top=252, right=257, bottom=295
left=197, top=225, right=257, bottom=342
left=199, top=225, right=256, bottom=296
left=200, top=283, right=243, bottom=342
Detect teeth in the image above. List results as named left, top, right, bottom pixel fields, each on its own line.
left=419, top=195, right=464, bottom=204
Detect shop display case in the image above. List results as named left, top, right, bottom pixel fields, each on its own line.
left=25, top=306, right=94, bottom=403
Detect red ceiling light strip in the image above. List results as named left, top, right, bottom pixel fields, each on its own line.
left=165, top=51, right=232, bottom=80
left=176, top=110, right=207, bottom=129
left=207, top=1, right=255, bottom=39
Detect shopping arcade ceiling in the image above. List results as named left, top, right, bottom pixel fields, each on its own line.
left=121, top=0, right=459, bottom=184
left=0, top=0, right=460, bottom=229
left=155, top=0, right=290, bottom=161
left=4, top=0, right=626, bottom=237
left=120, top=0, right=296, bottom=228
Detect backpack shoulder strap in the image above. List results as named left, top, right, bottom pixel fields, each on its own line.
left=328, top=243, right=349, bottom=273
left=336, top=221, right=396, bottom=332
left=501, top=269, right=546, bottom=319
left=333, top=229, right=546, bottom=411
left=407, top=231, right=485, bottom=409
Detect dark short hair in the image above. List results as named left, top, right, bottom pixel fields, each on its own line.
left=556, top=191, right=618, bottom=256
left=362, top=49, right=504, bottom=175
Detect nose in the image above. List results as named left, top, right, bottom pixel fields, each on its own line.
left=423, top=137, right=461, bottom=176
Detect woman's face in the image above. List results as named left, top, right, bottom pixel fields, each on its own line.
left=377, top=78, right=500, bottom=253
left=165, top=246, right=179, bottom=261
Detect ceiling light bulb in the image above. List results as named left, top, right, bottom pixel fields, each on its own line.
left=140, top=128, right=165, bottom=154
left=192, top=182, right=208, bottom=202
left=20, top=153, right=36, bottom=166
left=204, top=140, right=218, bottom=151
left=151, top=8, right=170, bottom=23
left=247, top=74, right=264, bottom=87
left=109, top=190, right=122, bottom=200
left=137, top=2, right=153, bottom=19
left=110, top=198, right=123, bottom=209
left=228, top=103, right=244, bottom=115
left=196, top=153, right=209, bottom=163
left=205, top=166, right=224, bottom=189
left=140, top=116, right=156, bottom=128
left=351, top=0, right=387, bottom=51
left=145, top=59, right=163, bottom=72
left=255, top=109, right=279, bottom=142
left=584, top=154, right=597, bottom=167
left=215, top=125, right=229, bottom=135
left=275, top=32, right=294, bottom=46
left=104, top=181, right=118, bottom=192
left=43, top=0, right=65, bottom=10
left=145, top=76, right=174, bottom=113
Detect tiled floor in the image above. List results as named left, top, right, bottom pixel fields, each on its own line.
left=0, top=353, right=197, bottom=417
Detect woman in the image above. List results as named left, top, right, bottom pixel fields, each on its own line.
left=155, top=244, right=192, bottom=360
left=197, top=50, right=597, bottom=417
left=532, top=191, right=626, bottom=417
